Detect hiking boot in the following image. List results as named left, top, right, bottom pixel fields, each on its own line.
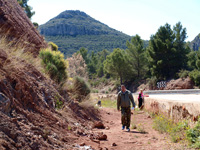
left=127, top=127, right=130, bottom=132
left=122, top=125, right=125, bottom=130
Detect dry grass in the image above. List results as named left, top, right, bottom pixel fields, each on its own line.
left=0, top=37, right=49, bottom=79
left=67, top=53, right=88, bottom=80
left=100, top=98, right=117, bottom=108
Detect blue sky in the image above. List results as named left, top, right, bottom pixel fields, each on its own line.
left=29, top=0, right=200, bottom=41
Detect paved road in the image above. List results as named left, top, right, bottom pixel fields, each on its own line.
left=148, top=93, right=200, bottom=102
left=133, top=89, right=200, bottom=102
left=96, top=90, right=200, bottom=102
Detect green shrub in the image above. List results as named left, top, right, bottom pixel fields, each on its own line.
left=178, top=69, right=190, bottom=79
left=101, top=77, right=108, bottom=84
left=93, top=80, right=101, bottom=87
left=67, top=125, right=72, bottom=131
left=153, top=114, right=189, bottom=143
left=170, top=120, right=189, bottom=143
left=91, top=89, right=99, bottom=93
left=147, top=76, right=158, bottom=90
left=114, top=80, right=120, bottom=90
left=186, top=120, right=200, bottom=148
left=101, top=99, right=117, bottom=108
left=73, top=76, right=91, bottom=101
left=55, top=99, right=63, bottom=109
left=189, top=70, right=200, bottom=86
left=48, top=42, right=58, bottom=51
left=97, top=65, right=104, bottom=77
left=137, top=123, right=147, bottom=134
left=196, top=59, right=200, bottom=70
left=153, top=114, right=172, bottom=133
left=39, top=48, right=68, bottom=84
left=33, top=22, right=39, bottom=29
left=54, top=94, right=63, bottom=109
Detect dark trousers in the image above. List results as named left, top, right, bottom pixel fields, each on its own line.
left=138, top=98, right=143, bottom=108
left=121, top=107, right=131, bottom=128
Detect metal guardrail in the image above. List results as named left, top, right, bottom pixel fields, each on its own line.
left=142, top=89, right=200, bottom=95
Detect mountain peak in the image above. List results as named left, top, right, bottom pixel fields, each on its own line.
left=54, top=10, right=89, bottom=20
left=39, top=10, right=130, bottom=56
left=39, top=10, right=123, bottom=37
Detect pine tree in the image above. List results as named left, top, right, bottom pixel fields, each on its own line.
left=17, top=0, right=35, bottom=19
left=104, top=48, right=130, bottom=84
left=126, top=34, right=147, bottom=79
left=148, top=23, right=175, bottom=80
left=97, top=49, right=109, bottom=77
left=187, top=50, right=197, bottom=70
left=173, top=22, right=189, bottom=71
left=148, top=22, right=189, bottom=80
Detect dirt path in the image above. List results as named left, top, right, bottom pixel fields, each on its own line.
left=76, top=107, right=188, bottom=150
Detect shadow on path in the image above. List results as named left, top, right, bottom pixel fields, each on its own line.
left=123, top=130, right=148, bottom=134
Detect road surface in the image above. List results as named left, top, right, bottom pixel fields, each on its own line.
left=133, top=89, right=200, bottom=102
left=148, top=93, right=200, bottom=102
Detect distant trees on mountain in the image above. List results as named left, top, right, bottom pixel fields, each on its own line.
left=76, top=22, right=200, bottom=87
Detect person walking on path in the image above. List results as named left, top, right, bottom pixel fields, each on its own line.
left=138, top=89, right=149, bottom=109
left=138, top=89, right=144, bottom=109
left=117, top=85, right=135, bottom=132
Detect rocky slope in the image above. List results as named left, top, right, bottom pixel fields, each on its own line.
left=39, top=10, right=131, bottom=56
left=190, top=33, right=200, bottom=51
left=0, top=0, right=47, bottom=56
left=0, top=49, right=99, bottom=149
left=0, top=1, right=102, bottom=149
left=137, top=77, right=194, bottom=92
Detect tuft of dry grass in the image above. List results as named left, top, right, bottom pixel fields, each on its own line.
left=0, top=37, right=49, bottom=79
left=137, top=123, right=148, bottom=134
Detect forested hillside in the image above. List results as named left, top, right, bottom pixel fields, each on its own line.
left=73, top=22, right=200, bottom=91
left=39, top=10, right=148, bottom=56
left=39, top=10, right=200, bottom=89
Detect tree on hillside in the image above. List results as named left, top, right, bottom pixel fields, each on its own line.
left=104, top=48, right=131, bottom=84
left=126, top=34, right=147, bottom=79
left=77, top=48, right=110, bottom=77
left=148, top=22, right=189, bottom=80
left=97, top=49, right=109, bottom=77
left=173, top=22, right=189, bottom=70
left=78, top=47, right=89, bottom=64
left=148, top=23, right=175, bottom=80
left=77, top=47, right=96, bottom=76
left=196, top=49, right=200, bottom=70
left=17, top=0, right=35, bottom=19
left=187, top=49, right=200, bottom=86
left=87, top=51, right=98, bottom=75
left=187, top=50, right=197, bottom=70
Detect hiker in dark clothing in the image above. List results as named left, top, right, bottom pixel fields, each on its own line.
left=97, top=100, right=101, bottom=107
left=138, top=89, right=144, bottom=108
left=117, top=85, right=135, bottom=132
